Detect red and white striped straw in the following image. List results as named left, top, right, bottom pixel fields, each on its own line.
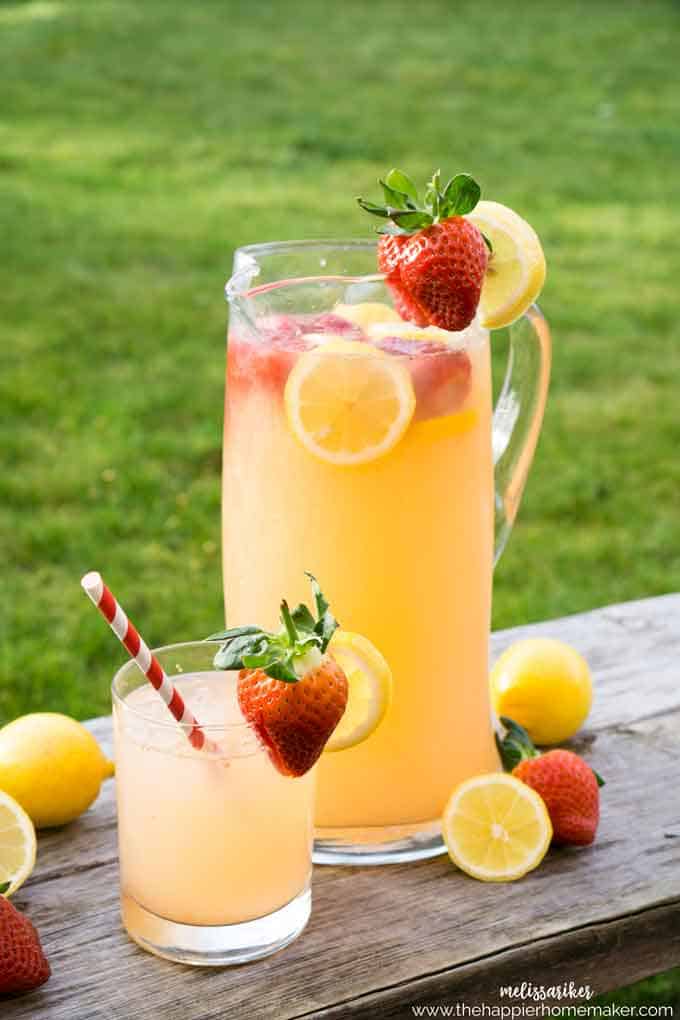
left=81, top=571, right=217, bottom=753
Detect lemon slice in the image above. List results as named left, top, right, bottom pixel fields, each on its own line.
left=367, top=321, right=459, bottom=345
left=0, top=790, right=37, bottom=897
left=284, top=340, right=416, bottom=465
left=442, top=773, right=552, bottom=882
left=325, top=630, right=393, bottom=751
left=334, top=302, right=402, bottom=330
left=466, top=200, right=546, bottom=329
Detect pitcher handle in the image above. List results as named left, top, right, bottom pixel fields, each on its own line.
left=493, top=304, right=552, bottom=564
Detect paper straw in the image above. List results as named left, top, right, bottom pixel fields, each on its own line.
left=81, top=571, right=217, bottom=753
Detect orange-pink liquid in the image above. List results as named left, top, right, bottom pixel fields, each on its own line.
left=223, top=313, right=499, bottom=828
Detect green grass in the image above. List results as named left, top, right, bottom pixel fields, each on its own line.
left=1, top=0, right=679, bottom=1005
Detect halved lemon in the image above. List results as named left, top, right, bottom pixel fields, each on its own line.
left=325, top=630, right=393, bottom=751
left=466, top=200, right=546, bottom=329
left=442, top=773, right=552, bottom=882
left=284, top=340, right=416, bottom=465
left=0, top=790, right=37, bottom=897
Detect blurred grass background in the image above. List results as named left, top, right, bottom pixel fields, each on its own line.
left=1, top=0, right=679, bottom=1006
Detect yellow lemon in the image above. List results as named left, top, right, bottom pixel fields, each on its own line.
left=325, top=630, right=393, bottom=751
left=490, top=638, right=593, bottom=746
left=0, top=713, right=115, bottom=829
left=443, top=773, right=552, bottom=882
left=0, top=790, right=36, bottom=897
left=466, top=200, right=546, bottom=329
left=284, top=339, right=415, bottom=465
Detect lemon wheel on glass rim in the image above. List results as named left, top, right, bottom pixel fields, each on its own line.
left=324, top=630, right=393, bottom=751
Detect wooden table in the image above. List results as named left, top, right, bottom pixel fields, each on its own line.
left=7, top=595, right=680, bottom=1019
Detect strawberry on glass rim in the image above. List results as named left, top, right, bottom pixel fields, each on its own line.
left=210, top=575, right=392, bottom=777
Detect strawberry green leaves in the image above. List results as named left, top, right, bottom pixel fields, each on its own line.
left=358, top=168, right=484, bottom=235
left=496, top=716, right=540, bottom=770
left=497, top=716, right=606, bottom=786
left=210, top=574, right=339, bottom=683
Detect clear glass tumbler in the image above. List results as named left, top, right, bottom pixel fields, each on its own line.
left=112, top=641, right=315, bottom=965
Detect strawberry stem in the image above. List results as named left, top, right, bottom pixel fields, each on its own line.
left=358, top=168, right=483, bottom=235
left=280, top=600, right=299, bottom=645
left=496, top=716, right=541, bottom=771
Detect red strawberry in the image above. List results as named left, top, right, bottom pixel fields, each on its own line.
left=497, top=717, right=603, bottom=846
left=359, top=168, right=489, bottom=331
left=0, top=896, right=51, bottom=997
left=300, top=312, right=364, bottom=339
left=398, top=219, right=488, bottom=332
left=372, top=337, right=471, bottom=420
left=212, top=574, right=348, bottom=777
left=237, top=656, right=347, bottom=776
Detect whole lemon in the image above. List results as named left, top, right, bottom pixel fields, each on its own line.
left=0, top=713, right=115, bottom=828
left=490, top=638, right=592, bottom=746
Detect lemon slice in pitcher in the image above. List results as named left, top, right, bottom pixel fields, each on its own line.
left=466, top=200, right=546, bottom=329
left=325, top=630, right=393, bottom=751
left=284, top=340, right=415, bottom=465
left=0, top=791, right=37, bottom=897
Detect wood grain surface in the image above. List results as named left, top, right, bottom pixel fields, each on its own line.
left=5, top=594, right=680, bottom=1019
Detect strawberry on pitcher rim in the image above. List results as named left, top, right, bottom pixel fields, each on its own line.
left=359, top=168, right=546, bottom=332
left=359, top=169, right=490, bottom=333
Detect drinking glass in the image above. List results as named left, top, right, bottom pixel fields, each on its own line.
left=113, top=641, right=315, bottom=964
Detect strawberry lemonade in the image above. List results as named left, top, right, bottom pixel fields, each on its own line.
left=223, top=170, right=550, bottom=862
left=113, top=643, right=315, bottom=964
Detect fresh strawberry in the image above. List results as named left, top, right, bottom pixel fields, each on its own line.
left=372, top=337, right=471, bottom=420
left=0, top=895, right=50, bottom=997
left=359, top=168, right=490, bottom=332
left=497, top=717, right=604, bottom=846
left=211, top=574, right=348, bottom=776
left=300, top=312, right=364, bottom=339
left=377, top=236, right=429, bottom=326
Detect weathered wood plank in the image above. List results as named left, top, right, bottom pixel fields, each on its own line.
left=7, top=712, right=680, bottom=1019
left=303, top=900, right=680, bottom=1018
left=5, top=595, right=680, bottom=1019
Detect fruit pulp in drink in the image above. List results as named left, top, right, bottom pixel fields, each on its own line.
left=114, top=671, right=314, bottom=925
left=223, top=309, right=499, bottom=828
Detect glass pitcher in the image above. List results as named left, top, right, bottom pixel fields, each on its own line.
left=223, top=240, right=551, bottom=865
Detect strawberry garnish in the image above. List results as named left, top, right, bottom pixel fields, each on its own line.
left=497, top=718, right=604, bottom=847
left=359, top=168, right=490, bottom=332
left=0, top=894, right=50, bottom=997
left=211, top=575, right=348, bottom=776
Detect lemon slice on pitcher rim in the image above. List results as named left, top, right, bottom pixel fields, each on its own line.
left=325, top=630, right=393, bottom=751
left=466, top=200, right=546, bottom=329
left=284, top=340, right=416, bottom=465
left=442, top=773, right=552, bottom=882
left=0, top=790, right=37, bottom=897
